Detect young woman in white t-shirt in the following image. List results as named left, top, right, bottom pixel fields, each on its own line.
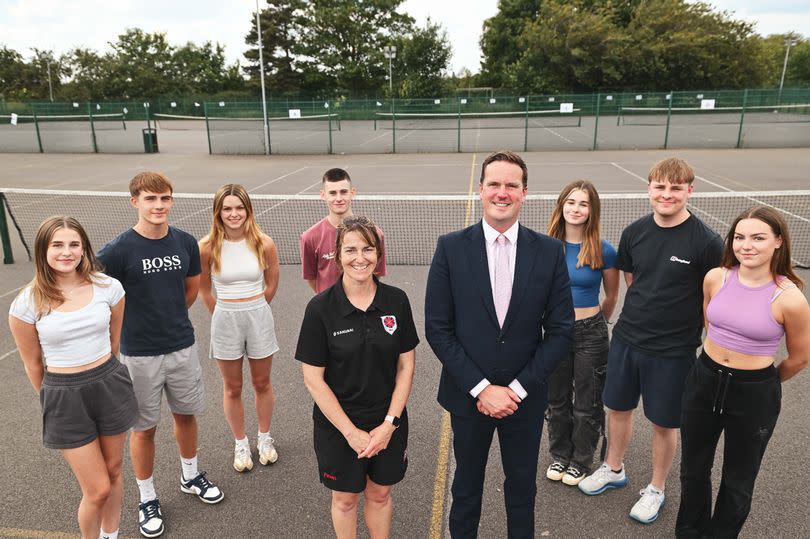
left=8, top=216, right=137, bottom=539
left=199, top=184, right=281, bottom=473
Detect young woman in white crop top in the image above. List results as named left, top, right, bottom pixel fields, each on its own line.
left=8, top=216, right=137, bottom=539
left=199, top=184, right=281, bottom=473
left=677, top=206, right=810, bottom=538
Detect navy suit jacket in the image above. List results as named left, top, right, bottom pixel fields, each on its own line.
left=425, top=221, right=574, bottom=417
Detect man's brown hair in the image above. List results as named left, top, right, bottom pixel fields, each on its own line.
left=129, top=171, right=174, bottom=197
left=648, top=158, right=695, bottom=185
left=479, top=150, right=528, bottom=187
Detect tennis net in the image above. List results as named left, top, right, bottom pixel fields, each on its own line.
left=2, top=189, right=808, bottom=267
left=618, top=104, right=810, bottom=126
left=205, top=114, right=341, bottom=155
left=374, top=110, right=582, bottom=130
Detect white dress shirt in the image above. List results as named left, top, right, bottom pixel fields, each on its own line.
left=470, top=219, right=528, bottom=400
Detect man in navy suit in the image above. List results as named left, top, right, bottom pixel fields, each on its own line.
left=425, top=150, right=574, bottom=538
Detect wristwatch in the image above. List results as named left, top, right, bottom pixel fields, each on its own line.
left=384, top=415, right=401, bottom=428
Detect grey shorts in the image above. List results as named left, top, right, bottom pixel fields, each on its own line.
left=120, top=343, right=206, bottom=431
left=210, top=297, right=280, bottom=360
left=40, top=356, right=138, bottom=449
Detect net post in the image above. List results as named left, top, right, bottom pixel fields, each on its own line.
left=592, top=93, right=601, bottom=151
left=88, top=103, right=99, bottom=153
left=392, top=99, right=397, bottom=154
left=523, top=96, right=529, bottom=152
left=0, top=193, right=14, bottom=264
left=328, top=103, right=334, bottom=155
left=32, top=106, right=44, bottom=153
left=457, top=99, right=461, bottom=153
left=736, top=89, right=748, bottom=149
left=144, top=102, right=153, bottom=153
left=663, top=91, right=673, bottom=149
left=204, top=102, right=212, bottom=155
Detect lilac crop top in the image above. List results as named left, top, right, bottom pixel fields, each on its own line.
left=706, top=267, right=788, bottom=357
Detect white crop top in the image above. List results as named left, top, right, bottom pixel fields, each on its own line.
left=211, top=239, right=265, bottom=300
left=9, top=274, right=125, bottom=368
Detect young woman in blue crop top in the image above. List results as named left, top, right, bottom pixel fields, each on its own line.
left=544, top=181, right=619, bottom=486
left=200, top=184, right=281, bottom=473
left=8, top=216, right=137, bottom=539
left=677, top=206, right=810, bottom=538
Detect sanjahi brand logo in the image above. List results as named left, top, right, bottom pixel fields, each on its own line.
left=142, top=255, right=183, bottom=274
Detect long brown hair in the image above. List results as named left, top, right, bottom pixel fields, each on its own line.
left=335, top=216, right=384, bottom=274
left=721, top=206, right=804, bottom=290
left=547, top=180, right=604, bottom=269
left=28, top=216, right=103, bottom=317
left=202, top=184, right=266, bottom=275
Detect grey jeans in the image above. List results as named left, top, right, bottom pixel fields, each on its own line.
left=546, top=311, right=609, bottom=472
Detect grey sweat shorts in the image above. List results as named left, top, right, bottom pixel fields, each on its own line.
left=210, top=297, right=279, bottom=361
left=40, top=355, right=138, bottom=449
left=120, top=342, right=206, bottom=431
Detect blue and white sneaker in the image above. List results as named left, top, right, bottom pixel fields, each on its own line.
left=137, top=498, right=164, bottom=538
left=180, top=471, right=224, bottom=504
left=578, top=462, right=628, bottom=495
left=629, top=484, right=665, bottom=524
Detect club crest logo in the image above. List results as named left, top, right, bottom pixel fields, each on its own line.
left=381, top=315, right=397, bottom=335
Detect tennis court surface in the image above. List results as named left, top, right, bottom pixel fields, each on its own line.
left=0, top=148, right=808, bottom=538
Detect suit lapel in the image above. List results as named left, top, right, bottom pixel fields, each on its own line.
left=501, top=225, right=538, bottom=333
left=465, top=222, right=498, bottom=327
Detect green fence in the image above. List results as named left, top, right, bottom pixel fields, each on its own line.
left=2, top=87, right=809, bottom=154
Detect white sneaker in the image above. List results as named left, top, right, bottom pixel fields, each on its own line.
left=629, top=484, right=665, bottom=524
left=578, top=462, right=628, bottom=495
left=258, top=436, right=278, bottom=465
left=233, top=443, right=253, bottom=472
left=546, top=460, right=567, bottom=481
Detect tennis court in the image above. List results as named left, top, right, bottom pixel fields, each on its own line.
left=0, top=148, right=808, bottom=538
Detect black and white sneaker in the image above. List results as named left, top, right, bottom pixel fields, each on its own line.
left=546, top=461, right=567, bottom=481
left=138, top=498, right=164, bottom=538
left=180, top=471, right=224, bottom=504
left=562, top=465, right=587, bottom=486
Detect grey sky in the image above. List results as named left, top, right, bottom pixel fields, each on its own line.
left=0, top=0, right=807, bottom=75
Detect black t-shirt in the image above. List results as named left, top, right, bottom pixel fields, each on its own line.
left=613, top=213, right=723, bottom=357
left=98, top=227, right=201, bottom=356
left=295, top=278, right=419, bottom=429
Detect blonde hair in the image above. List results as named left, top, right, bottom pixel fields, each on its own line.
left=27, top=216, right=104, bottom=317
left=547, top=181, right=605, bottom=269
left=648, top=157, right=695, bottom=185
left=201, top=184, right=266, bottom=274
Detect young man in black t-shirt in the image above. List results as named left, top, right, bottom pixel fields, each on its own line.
left=578, top=158, right=723, bottom=525
left=98, top=172, right=223, bottom=538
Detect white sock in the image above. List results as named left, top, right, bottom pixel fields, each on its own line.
left=136, top=476, right=157, bottom=504
left=235, top=436, right=249, bottom=448
left=100, top=530, right=119, bottom=539
left=181, top=455, right=198, bottom=481
left=257, top=431, right=271, bottom=443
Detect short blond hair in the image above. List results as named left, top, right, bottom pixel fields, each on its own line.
left=648, top=158, right=694, bottom=185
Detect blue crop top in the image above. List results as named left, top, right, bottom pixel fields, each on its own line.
left=565, top=240, right=617, bottom=308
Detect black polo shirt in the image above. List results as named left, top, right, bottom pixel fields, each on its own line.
left=295, top=278, right=419, bottom=429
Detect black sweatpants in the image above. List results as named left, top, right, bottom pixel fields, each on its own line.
left=676, top=351, right=781, bottom=539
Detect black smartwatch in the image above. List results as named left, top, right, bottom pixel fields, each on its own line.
left=384, top=415, right=401, bottom=428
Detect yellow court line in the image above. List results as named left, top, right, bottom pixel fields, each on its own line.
left=0, top=528, right=137, bottom=539
left=429, top=152, right=478, bottom=539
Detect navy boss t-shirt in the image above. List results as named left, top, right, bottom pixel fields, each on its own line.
left=98, top=227, right=201, bottom=356
left=613, top=213, right=723, bottom=357
left=295, top=278, right=419, bottom=430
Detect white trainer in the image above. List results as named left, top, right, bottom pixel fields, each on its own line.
left=258, top=436, right=278, bottom=465
left=546, top=461, right=567, bottom=481
left=629, top=484, right=666, bottom=524
left=578, top=462, right=628, bottom=495
left=233, top=443, right=253, bottom=472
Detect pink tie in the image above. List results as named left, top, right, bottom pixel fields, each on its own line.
left=494, top=234, right=512, bottom=328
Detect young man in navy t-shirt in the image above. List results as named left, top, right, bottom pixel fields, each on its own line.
left=99, top=172, right=223, bottom=538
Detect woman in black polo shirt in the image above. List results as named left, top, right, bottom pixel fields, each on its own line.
left=295, top=215, right=418, bottom=538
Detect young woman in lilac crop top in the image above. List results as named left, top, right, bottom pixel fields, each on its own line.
left=543, top=180, right=619, bottom=487
left=8, top=217, right=137, bottom=539
left=199, top=184, right=281, bottom=473
left=677, top=206, right=810, bottom=538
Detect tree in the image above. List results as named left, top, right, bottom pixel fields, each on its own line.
left=394, top=19, right=452, bottom=97
left=243, top=1, right=309, bottom=95
left=0, top=46, right=36, bottom=100
left=479, top=0, right=541, bottom=88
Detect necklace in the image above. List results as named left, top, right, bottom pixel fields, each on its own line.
left=62, top=282, right=86, bottom=296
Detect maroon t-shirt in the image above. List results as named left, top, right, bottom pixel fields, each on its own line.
left=299, top=218, right=387, bottom=293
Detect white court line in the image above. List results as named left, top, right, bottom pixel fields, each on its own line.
left=357, top=131, right=393, bottom=147
left=0, top=286, right=23, bottom=299
left=0, top=348, right=17, bottom=361
left=543, top=127, right=573, bottom=144
left=248, top=166, right=310, bottom=193
left=610, top=162, right=647, bottom=183
left=254, top=179, right=323, bottom=219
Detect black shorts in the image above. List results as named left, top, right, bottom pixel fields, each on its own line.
left=40, top=356, right=138, bottom=449
left=313, top=409, right=409, bottom=493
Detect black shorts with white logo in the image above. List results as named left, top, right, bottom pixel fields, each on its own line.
left=313, top=409, right=408, bottom=493
left=40, top=356, right=138, bottom=449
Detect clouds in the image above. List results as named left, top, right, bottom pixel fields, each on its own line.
left=696, top=1, right=810, bottom=36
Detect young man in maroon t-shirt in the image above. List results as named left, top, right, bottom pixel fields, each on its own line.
left=299, top=168, right=387, bottom=293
